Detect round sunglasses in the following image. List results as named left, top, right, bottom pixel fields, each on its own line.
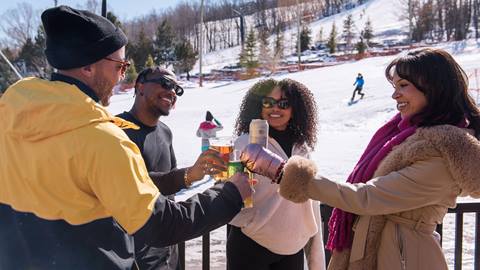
left=261, top=97, right=290, bottom=109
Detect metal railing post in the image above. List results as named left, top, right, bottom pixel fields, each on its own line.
left=178, top=202, right=480, bottom=269
left=202, top=234, right=210, bottom=270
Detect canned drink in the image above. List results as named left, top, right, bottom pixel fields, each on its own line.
left=244, top=120, right=268, bottom=209
left=229, top=149, right=253, bottom=208
left=228, top=161, right=244, bottom=177
left=249, top=119, right=269, bottom=148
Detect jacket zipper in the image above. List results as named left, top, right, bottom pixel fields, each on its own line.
left=396, top=224, right=406, bottom=270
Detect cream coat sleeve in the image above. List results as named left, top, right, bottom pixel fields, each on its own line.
left=304, top=200, right=326, bottom=270
left=306, top=157, right=457, bottom=216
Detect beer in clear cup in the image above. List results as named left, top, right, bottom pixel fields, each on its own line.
left=209, top=136, right=233, bottom=181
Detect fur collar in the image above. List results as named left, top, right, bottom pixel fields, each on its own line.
left=375, top=125, right=480, bottom=198
left=280, top=124, right=480, bottom=270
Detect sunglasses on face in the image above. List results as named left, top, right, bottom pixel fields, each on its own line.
left=141, top=76, right=184, bottom=96
left=104, top=57, right=131, bottom=73
left=261, top=97, right=290, bottom=109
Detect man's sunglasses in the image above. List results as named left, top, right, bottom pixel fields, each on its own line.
left=261, top=97, right=290, bottom=109
left=140, top=76, right=184, bottom=96
left=104, top=57, right=131, bottom=73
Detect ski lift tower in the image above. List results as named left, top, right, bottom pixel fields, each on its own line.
left=102, top=0, right=107, bottom=17
left=199, top=0, right=205, bottom=87
left=296, top=0, right=301, bottom=71
left=232, top=8, right=245, bottom=48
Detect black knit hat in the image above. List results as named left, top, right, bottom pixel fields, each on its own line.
left=41, top=5, right=128, bottom=69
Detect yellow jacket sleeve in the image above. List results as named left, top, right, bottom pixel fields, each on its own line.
left=84, top=122, right=160, bottom=234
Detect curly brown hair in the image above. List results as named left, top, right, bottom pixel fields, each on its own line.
left=234, top=78, right=318, bottom=149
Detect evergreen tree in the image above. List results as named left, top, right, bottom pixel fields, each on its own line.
left=106, top=11, right=123, bottom=29
left=258, top=27, right=272, bottom=71
left=327, top=22, right=337, bottom=54
left=154, top=20, right=176, bottom=67
left=124, top=59, right=138, bottom=84
left=362, top=17, right=374, bottom=46
left=299, top=25, right=312, bottom=52
left=130, top=27, right=154, bottom=72
left=32, top=25, right=50, bottom=77
left=17, top=29, right=50, bottom=76
left=145, top=54, right=155, bottom=68
left=173, top=39, right=197, bottom=80
left=342, top=14, right=356, bottom=52
left=239, top=28, right=258, bottom=70
left=355, top=37, right=367, bottom=55
left=316, top=27, right=324, bottom=45
left=0, top=48, right=17, bottom=92
left=273, top=24, right=284, bottom=61
left=17, top=38, right=36, bottom=74
left=263, top=24, right=284, bottom=74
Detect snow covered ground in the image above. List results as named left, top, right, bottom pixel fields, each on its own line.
left=108, top=38, right=480, bottom=269
left=106, top=0, right=480, bottom=267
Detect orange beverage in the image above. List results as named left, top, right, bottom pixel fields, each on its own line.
left=243, top=170, right=255, bottom=208
left=209, top=136, right=233, bottom=181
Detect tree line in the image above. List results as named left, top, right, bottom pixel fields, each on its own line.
left=1, top=0, right=479, bottom=92
left=0, top=0, right=373, bottom=91
left=404, top=0, right=480, bottom=42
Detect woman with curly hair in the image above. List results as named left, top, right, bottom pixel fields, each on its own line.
left=241, top=48, right=480, bottom=270
left=227, top=78, right=325, bottom=270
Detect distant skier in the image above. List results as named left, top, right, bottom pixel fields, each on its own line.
left=351, top=73, right=365, bottom=102
left=196, top=111, right=223, bottom=152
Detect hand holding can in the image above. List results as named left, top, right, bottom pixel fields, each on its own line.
left=229, top=149, right=254, bottom=208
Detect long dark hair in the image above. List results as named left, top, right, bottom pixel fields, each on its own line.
left=234, top=78, right=318, bottom=149
left=385, top=48, right=480, bottom=136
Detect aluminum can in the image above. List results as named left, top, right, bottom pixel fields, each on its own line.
left=249, top=119, right=269, bottom=148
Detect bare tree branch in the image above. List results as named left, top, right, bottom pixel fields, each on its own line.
left=0, top=2, right=39, bottom=49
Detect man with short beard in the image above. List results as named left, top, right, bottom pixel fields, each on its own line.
left=0, top=5, right=251, bottom=270
left=117, top=67, right=226, bottom=270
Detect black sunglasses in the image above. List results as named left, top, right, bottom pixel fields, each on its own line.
left=261, top=97, right=290, bottom=109
left=141, top=77, right=184, bottom=96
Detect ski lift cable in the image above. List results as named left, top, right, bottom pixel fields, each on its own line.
left=0, top=48, right=23, bottom=80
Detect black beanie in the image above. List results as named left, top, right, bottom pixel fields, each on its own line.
left=41, top=5, right=128, bottom=69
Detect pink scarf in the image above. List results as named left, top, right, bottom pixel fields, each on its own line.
left=199, top=121, right=218, bottom=130
left=326, top=113, right=417, bottom=251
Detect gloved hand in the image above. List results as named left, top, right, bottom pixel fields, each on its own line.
left=240, top=144, right=285, bottom=183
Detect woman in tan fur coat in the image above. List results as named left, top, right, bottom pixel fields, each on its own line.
left=240, top=48, right=480, bottom=270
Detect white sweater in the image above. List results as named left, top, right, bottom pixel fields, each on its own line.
left=229, top=134, right=326, bottom=270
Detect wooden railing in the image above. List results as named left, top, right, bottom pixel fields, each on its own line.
left=178, top=202, right=480, bottom=270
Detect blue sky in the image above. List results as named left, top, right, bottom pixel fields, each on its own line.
left=0, top=0, right=182, bottom=20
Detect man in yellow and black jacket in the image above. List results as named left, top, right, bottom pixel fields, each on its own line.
left=0, top=6, right=251, bottom=270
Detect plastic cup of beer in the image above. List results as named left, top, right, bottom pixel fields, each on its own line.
left=209, top=136, right=233, bottom=181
